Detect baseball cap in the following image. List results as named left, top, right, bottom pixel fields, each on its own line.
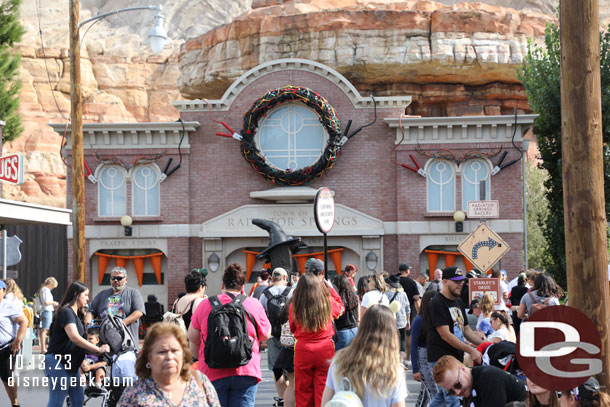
left=468, top=298, right=480, bottom=314
left=0, top=281, right=5, bottom=290
left=578, top=377, right=600, bottom=401
left=442, top=266, right=466, bottom=281
left=399, top=263, right=412, bottom=272
left=272, top=267, right=288, bottom=278
left=305, top=258, right=324, bottom=275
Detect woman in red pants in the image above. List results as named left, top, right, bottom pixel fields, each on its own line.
left=290, top=273, right=343, bottom=407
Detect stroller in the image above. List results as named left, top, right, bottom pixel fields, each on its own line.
left=79, top=316, right=138, bottom=407
left=480, top=340, right=525, bottom=381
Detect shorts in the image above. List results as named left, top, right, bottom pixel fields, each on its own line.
left=398, top=327, right=407, bottom=352
left=40, top=310, right=53, bottom=330
left=0, top=345, right=16, bottom=382
left=267, top=337, right=282, bottom=370
left=274, top=347, right=294, bottom=372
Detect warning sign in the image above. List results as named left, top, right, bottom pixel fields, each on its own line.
left=458, top=222, right=510, bottom=272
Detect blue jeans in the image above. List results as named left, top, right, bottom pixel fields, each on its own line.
left=428, top=360, right=461, bottom=407
left=212, top=375, right=258, bottom=407
left=335, top=327, right=358, bottom=351
left=44, top=353, right=84, bottom=407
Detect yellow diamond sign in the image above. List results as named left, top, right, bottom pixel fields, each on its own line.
left=458, top=222, right=510, bottom=272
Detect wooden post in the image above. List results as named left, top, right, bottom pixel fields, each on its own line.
left=561, top=0, right=610, bottom=391
left=70, top=0, right=85, bottom=283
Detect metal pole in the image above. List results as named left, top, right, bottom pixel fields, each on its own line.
left=2, top=228, right=7, bottom=280
left=561, top=0, right=610, bottom=390
left=323, top=233, right=328, bottom=280
left=522, top=150, right=528, bottom=270
left=70, top=0, right=86, bottom=283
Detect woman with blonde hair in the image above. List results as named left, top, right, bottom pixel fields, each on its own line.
left=321, top=304, right=407, bottom=406
left=360, top=272, right=389, bottom=315
left=4, top=278, right=24, bottom=304
left=476, top=293, right=495, bottom=338
left=38, top=277, right=58, bottom=354
left=118, top=322, right=219, bottom=406
left=290, top=273, right=343, bottom=407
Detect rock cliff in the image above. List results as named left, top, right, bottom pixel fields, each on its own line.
left=3, top=0, right=609, bottom=207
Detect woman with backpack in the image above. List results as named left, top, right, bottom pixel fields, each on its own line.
left=37, top=277, right=58, bottom=354
left=290, top=273, right=344, bottom=407
left=517, top=272, right=560, bottom=320
left=321, top=304, right=407, bottom=407
left=332, top=274, right=360, bottom=351
left=172, top=270, right=207, bottom=330
left=360, top=273, right=389, bottom=315
left=45, top=281, right=110, bottom=407
left=384, top=274, right=410, bottom=368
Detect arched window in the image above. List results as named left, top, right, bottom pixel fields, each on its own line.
left=426, top=159, right=456, bottom=212
left=462, top=159, right=491, bottom=210
left=98, top=165, right=127, bottom=217
left=256, top=103, right=328, bottom=171
left=132, top=164, right=160, bottom=217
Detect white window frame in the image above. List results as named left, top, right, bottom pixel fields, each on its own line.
left=425, top=159, right=457, bottom=212
left=96, top=165, right=127, bottom=217
left=460, top=159, right=492, bottom=210
left=130, top=163, right=161, bottom=217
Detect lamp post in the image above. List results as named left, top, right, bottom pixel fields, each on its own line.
left=69, top=2, right=167, bottom=282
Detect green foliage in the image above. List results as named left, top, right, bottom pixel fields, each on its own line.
left=526, top=162, right=551, bottom=270
left=0, top=0, right=25, bottom=143
left=517, top=24, right=610, bottom=289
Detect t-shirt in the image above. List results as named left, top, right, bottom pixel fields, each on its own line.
left=89, top=287, right=145, bottom=348
left=0, top=299, right=23, bottom=348
left=399, top=276, right=420, bottom=315
left=190, top=292, right=271, bottom=382
left=426, top=280, right=442, bottom=293
left=426, top=292, right=468, bottom=363
left=259, top=285, right=292, bottom=311
left=519, top=289, right=560, bottom=316
left=252, top=283, right=269, bottom=299
left=325, top=360, right=407, bottom=407
left=385, top=290, right=409, bottom=329
left=47, top=307, right=87, bottom=374
left=488, top=327, right=508, bottom=342
left=41, top=286, right=54, bottom=312
left=112, top=350, right=137, bottom=381
left=361, top=290, right=390, bottom=309
left=477, top=317, right=493, bottom=336
left=494, top=281, right=510, bottom=312
left=469, top=365, right=527, bottom=407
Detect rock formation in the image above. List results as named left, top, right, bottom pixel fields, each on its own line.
left=3, top=0, right=610, bottom=207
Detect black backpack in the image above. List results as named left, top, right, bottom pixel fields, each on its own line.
left=204, top=292, right=259, bottom=369
left=263, top=286, right=292, bottom=339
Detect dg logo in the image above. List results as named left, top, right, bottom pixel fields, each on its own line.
left=516, top=305, right=602, bottom=390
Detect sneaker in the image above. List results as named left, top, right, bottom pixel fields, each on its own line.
left=272, top=397, right=284, bottom=407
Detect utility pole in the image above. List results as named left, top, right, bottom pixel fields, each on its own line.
left=561, top=0, right=610, bottom=391
left=70, top=0, right=86, bottom=282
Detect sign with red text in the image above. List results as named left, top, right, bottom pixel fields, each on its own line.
left=469, top=278, right=501, bottom=304
left=467, top=200, right=499, bottom=218
left=0, top=154, right=24, bottom=185
left=314, top=187, right=335, bottom=234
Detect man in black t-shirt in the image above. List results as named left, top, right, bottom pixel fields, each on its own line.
left=426, top=266, right=484, bottom=407
left=433, top=355, right=527, bottom=407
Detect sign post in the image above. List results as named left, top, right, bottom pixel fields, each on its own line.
left=314, top=187, right=335, bottom=279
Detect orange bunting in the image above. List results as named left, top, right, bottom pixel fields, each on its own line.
left=95, top=252, right=164, bottom=287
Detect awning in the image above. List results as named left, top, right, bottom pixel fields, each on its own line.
left=0, top=198, right=72, bottom=226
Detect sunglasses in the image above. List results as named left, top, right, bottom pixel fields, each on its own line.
left=111, top=276, right=125, bottom=281
left=447, top=368, right=463, bottom=396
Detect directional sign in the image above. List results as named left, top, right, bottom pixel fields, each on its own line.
left=0, top=153, right=24, bottom=185
left=458, top=222, right=510, bottom=272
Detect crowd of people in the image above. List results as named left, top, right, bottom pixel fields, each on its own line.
left=0, top=261, right=607, bottom=407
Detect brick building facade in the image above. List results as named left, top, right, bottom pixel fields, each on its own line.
left=53, top=59, right=534, bottom=308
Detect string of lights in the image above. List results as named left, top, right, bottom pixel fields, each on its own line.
left=240, top=86, right=343, bottom=186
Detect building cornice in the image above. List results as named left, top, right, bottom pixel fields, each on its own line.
left=49, top=122, right=200, bottom=150
left=385, top=114, right=538, bottom=145
left=173, top=58, right=412, bottom=112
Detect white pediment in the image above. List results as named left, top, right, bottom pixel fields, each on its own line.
left=200, top=204, right=384, bottom=238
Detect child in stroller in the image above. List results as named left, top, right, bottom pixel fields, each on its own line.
left=81, top=316, right=138, bottom=407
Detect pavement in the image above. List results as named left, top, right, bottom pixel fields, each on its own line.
left=1, top=348, right=423, bottom=406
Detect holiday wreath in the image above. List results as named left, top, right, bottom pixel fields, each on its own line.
left=240, top=86, right=342, bottom=186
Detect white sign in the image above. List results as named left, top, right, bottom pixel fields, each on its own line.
left=467, top=200, right=499, bottom=218
left=314, top=187, right=335, bottom=234
left=0, top=153, right=24, bottom=185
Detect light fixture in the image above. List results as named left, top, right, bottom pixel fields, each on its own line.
left=208, top=252, right=220, bottom=273
left=148, top=10, right=168, bottom=54
left=120, top=215, right=133, bottom=236
left=365, top=251, right=378, bottom=271
left=453, top=210, right=466, bottom=233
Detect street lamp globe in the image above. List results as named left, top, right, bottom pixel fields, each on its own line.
left=148, top=12, right=167, bottom=54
